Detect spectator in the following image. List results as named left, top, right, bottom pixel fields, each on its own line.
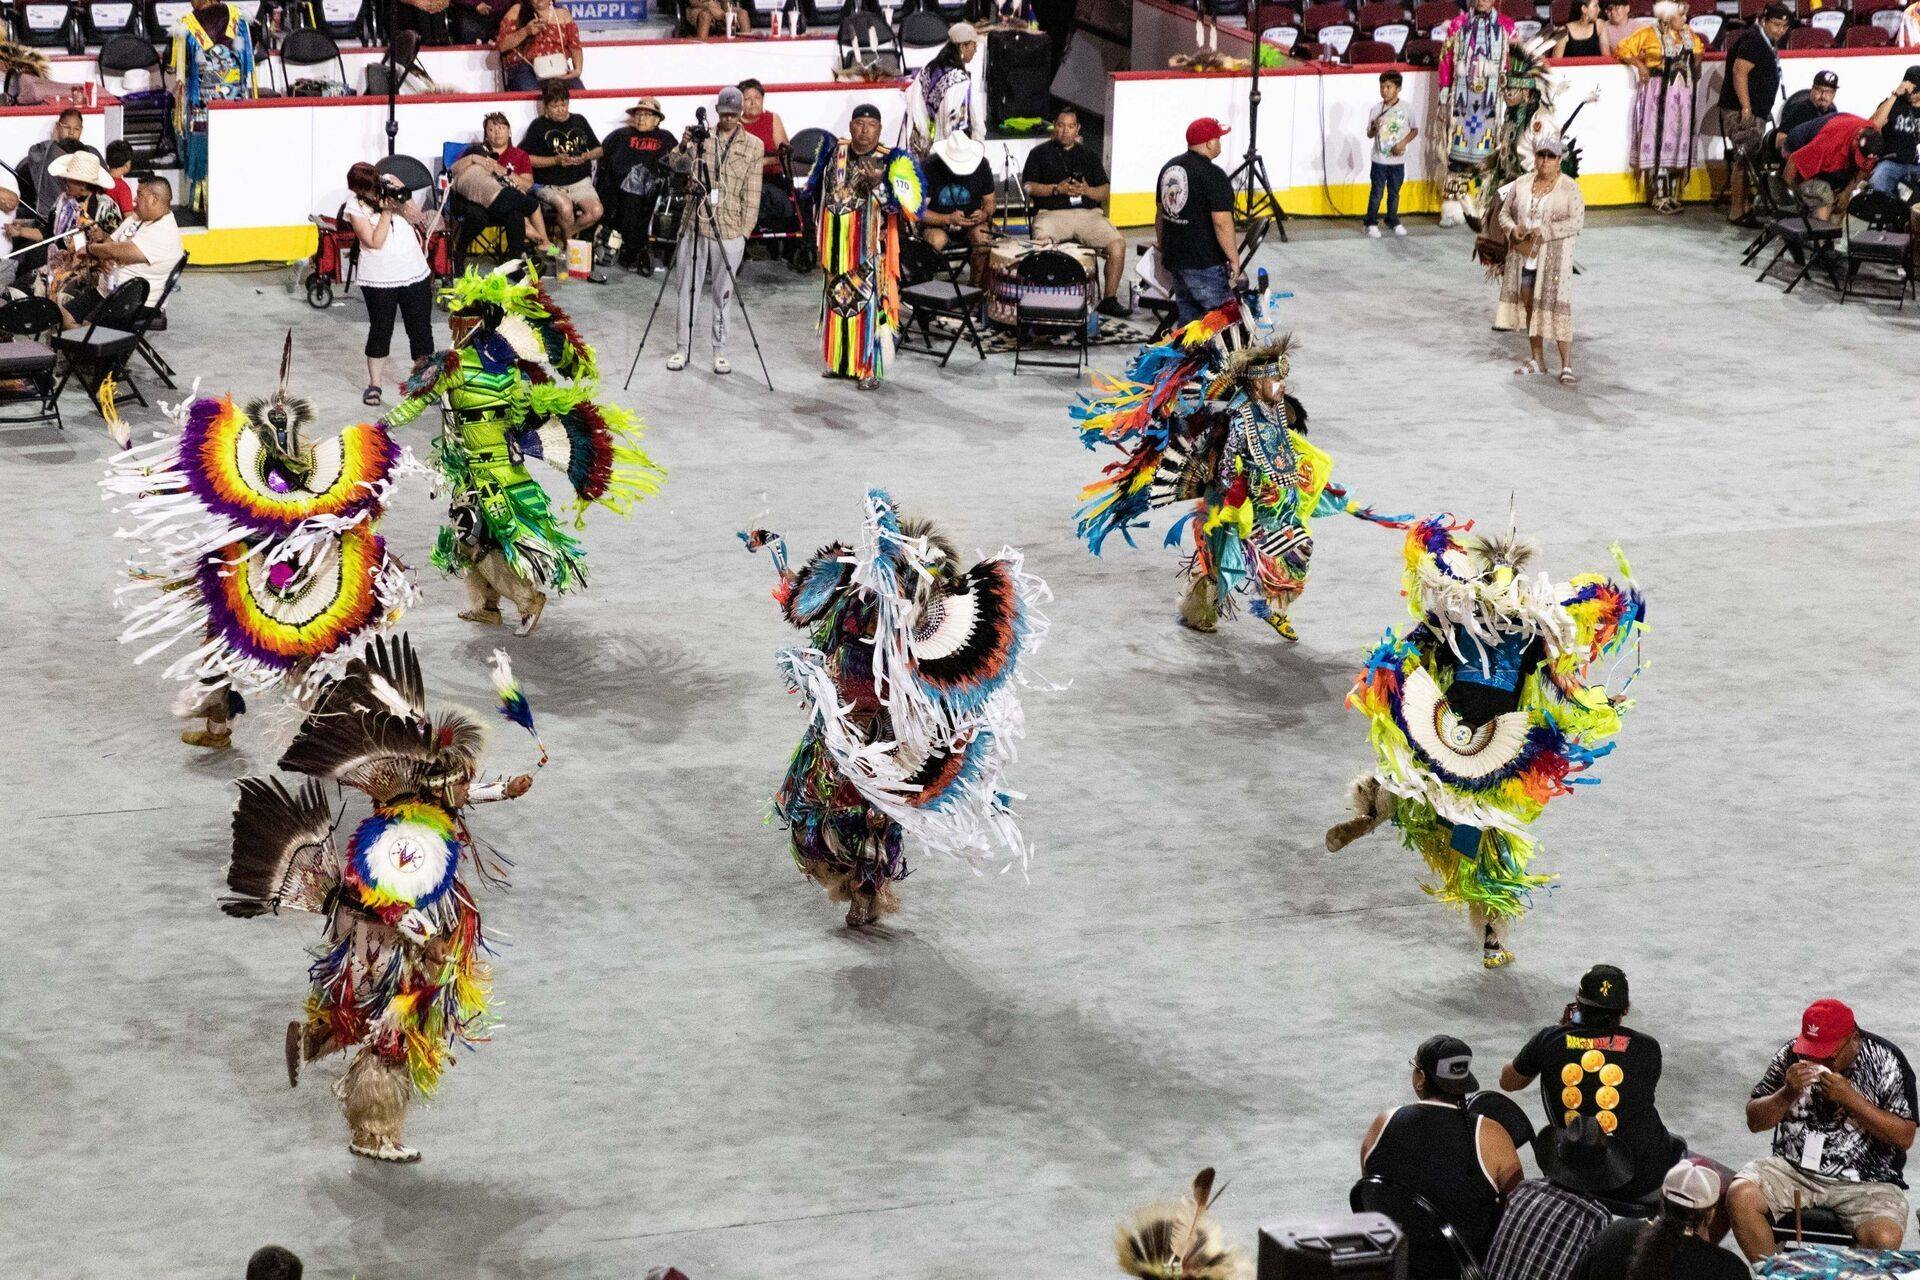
left=75, top=177, right=184, bottom=324
left=523, top=81, right=605, bottom=268
left=342, top=161, right=434, bottom=406
left=1493, top=135, right=1583, bottom=384
left=1597, top=0, right=1634, bottom=52
left=1786, top=115, right=1883, bottom=218
left=664, top=86, right=762, bottom=376
left=496, top=0, right=583, bottom=93
left=1728, top=999, right=1916, bottom=1261
left=1361, top=1035, right=1521, bottom=1271
left=389, top=0, right=453, bottom=46
left=1866, top=70, right=1920, bottom=202
left=1363, top=69, right=1415, bottom=238
left=1718, top=2, right=1789, bottom=226
left=1484, top=1117, right=1632, bottom=1280
left=1155, top=117, right=1238, bottom=325
left=1570, top=1162, right=1746, bottom=1280
left=246, top=1245, right=303, bottom=1280
left=22, top=151, right=122, bottom=318
left=738, top=79, right=795, bottom=237
left=1554, top=0, right=1607, bottom=58
left=451, top=0, right=504, bottom=41
left=1777, top=69, right=1839, bottom=155
left=103, top=139, right=135, bottom=215
left=172, top=0, right=258, bottom=213
left=919, top=131, right=995, bottom=285
left=17, top=109, right=100, bottom=230
left=1024, top=107, right=1128, bottom=317
left=1500, top=965, right=1686, bottom=1203
left=450, top=111, right=557, bottom=268
left=681, top=0, right=746, bottom=38
left=597, top=97, right=676, bottom=275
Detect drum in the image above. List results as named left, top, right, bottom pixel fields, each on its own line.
left=986, top=240, right=1100, bottom=328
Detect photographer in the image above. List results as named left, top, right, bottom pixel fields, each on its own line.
left=343, top=162, right=434, bottom=407
left=663, top=87, right=762, bottom=377
left=450, top=111, right=557, bottom=267
left=1728, top=999, right=1916, bottom=1262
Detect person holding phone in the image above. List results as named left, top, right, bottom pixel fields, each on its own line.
left=495, top=0, right=583, bottom=92
left=1727, top=999, right=1916, bottom=1262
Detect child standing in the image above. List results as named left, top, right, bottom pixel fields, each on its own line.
left=1364, top=70, right=1417, bottom=237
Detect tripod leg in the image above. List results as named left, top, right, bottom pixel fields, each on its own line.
left=624, top=208, right=698, bottom=390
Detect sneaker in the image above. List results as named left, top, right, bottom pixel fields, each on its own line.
left=713, top=356, right=732, bottom=375
left=1392, top=224, right=1407, bottom=237
left=666, top=351, right=688, bottom=372
left=1095, top=296, right=1131, bottom=319
left=1365, top=224, right=1382, bottom=238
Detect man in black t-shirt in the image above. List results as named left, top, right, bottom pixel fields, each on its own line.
left=1500, top=964, right=1690, bottom=1203
left=1867, top=70, right=1920, bottom=205
left=1777, top=71, right=1839, bottom=157
left=1719, top=3, right=1790, bottom=224
left=523, top=80, right=605, bottom=264
left=1021, top=108, right=1128, bottom=317
left=1154, top=118, right=1239, bottom=325
left=920, top=132, right=996, bottom=285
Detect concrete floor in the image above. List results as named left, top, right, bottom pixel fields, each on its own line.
left=4, top=211, right=1918, bottom=1279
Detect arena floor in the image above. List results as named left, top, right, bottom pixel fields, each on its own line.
left=5, top=210, right=1918, bottom=1279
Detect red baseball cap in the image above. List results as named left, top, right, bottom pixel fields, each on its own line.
left=1794, top=998, right=1857, bottom=1058
left=1187, top=117, right=1231, bottom=146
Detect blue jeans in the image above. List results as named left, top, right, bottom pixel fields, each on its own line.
left=1867, top=159, right=1920, bottom=199
left=1365, top=160, right=1405, bottom=227
left=1169, top=262, right=1233, bottom=324
left=504, top=64, right=583, bottom=93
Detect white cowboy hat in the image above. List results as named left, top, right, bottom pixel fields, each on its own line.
left=930, top=130, right=985, bottom=175
left=49, top=149, right=109, bottom=190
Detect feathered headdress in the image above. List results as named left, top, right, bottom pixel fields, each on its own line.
left=0, top=40, right=48, bottom=81
left=1115, top=1169, right=1250, bottom=1280
left=1211, top=334, right=1291, bottom=395
left=443, top=263, right=597, bottom=381
left=241, top=330, right=314, bottom=467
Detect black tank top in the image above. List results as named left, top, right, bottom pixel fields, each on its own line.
left=1561, top=28, right=1603, bottom=56
left=1365, top=1102, right=1502, bottom=1259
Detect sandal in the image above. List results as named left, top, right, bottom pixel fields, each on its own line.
left=1514, top=360, right=1539, bottom=376
left=1558, top=367, right=1578, bottom=387
left=362, top=385, right=381, bottom=406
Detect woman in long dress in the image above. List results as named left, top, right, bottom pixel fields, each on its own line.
left=1615, top=1, right=1703, bottom=213
left=1494, top=137, right=1585, bottom=386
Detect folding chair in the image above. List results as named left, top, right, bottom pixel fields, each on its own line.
left=0, top=297, right=65, bottom=430
left=897, top=236, right=986, bottom=366
left=274, top=26, right=349, bottom=95
left=53, top=278, right=153, bottom=417
left=133, top=252, right=188, bottom=387
left=836, top=10, right=903, bottom=76
left=897, top=7, right=948, bottom=46
left=1748, top=179, right=1842, bottom=293
left=99, top=34, right=178, bottom=167
left=1839, top=198, right=1914, bottom=307
left=1010, top=248, right=1090, bottom=376
left=1350, top=1175, right=1489, bottom=1280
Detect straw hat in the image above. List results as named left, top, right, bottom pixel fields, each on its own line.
left=49, top=149, right=109, bottom=190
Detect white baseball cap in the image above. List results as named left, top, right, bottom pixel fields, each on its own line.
left=1662, top=1160, right=1721, bottom=1210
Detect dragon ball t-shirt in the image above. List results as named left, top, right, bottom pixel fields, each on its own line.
left=1514, top=1021, right=1679, bottom=1199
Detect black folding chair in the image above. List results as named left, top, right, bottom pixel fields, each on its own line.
left=53, top=278, right=153, bottom=417
left=1839, top=191, right=1914, bottom=307
left=898, top=236, right=986, bottom=366
left=1748, top=178, right=1843, bottom=293
left=1350, top=1175, right=1488, bottom=1280
left=1769, top=1205, right=1856, bottom=1249
left=836, top=10, right=902, bottom=76
left=0, top=297, right=66, bottom=430
left=897, top=7, right=948, bottom=46
left=133, top=252, right=188, bottom=388
left=99, top=35, right=177, bottom=167
left=1011, top=248, right=1090, bottom=376
left=274, top=26, right=349, bottom=95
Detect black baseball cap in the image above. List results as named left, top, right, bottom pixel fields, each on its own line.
left=1414, top=1035, right=1480, bottom=1097
left=1578, top=964, right=1629, bottom=1011
left=1813, top=70, right=1839, bottom=90
left=850, top=103, right=882, bottom=123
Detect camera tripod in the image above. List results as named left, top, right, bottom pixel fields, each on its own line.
left=625, top=115, right=774, bottom=393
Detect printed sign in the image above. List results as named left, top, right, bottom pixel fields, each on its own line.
left=563, top=0, right=650, bottom=20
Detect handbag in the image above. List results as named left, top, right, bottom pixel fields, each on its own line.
left=620, top=165, right=658, bottom=199
left=531, top=52, right=570, bottom=80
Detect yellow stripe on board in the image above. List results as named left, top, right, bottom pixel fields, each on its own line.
left=181, top=224, right=320, bottom=266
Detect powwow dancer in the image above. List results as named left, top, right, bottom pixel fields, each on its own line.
left=1115, top=1168, right=1251, bottom=1280
left=743, top=489, right=1050, bottom=927
left=1434, top=0, right=1526, bottom=228
left=1614, top=1, right=1703, bottom=213
left=220, top=634, right=543, bottom=1163
left=1325, top=516, right=1647, bottom=969
left=1073, top=304, right=1406, bottom=640
left=806, top=104, right=924, bottom=390
left=105, top=335, right=416, bottom=751
left=383, top=265, right=664, bottom=635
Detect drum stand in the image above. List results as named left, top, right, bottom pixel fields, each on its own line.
left=625, top=133, right=775, bottom=392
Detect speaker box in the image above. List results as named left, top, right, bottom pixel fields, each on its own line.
left=1257, top=1212, right=1407, bottom=1280
left=985, top=29, right=1053, bottom=126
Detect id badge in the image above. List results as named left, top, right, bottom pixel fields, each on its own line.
left=1799, top=1131, right=1827, bottom=1172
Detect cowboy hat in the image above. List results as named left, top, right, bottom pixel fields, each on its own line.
left=49, top=149, right=109, bottom=190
